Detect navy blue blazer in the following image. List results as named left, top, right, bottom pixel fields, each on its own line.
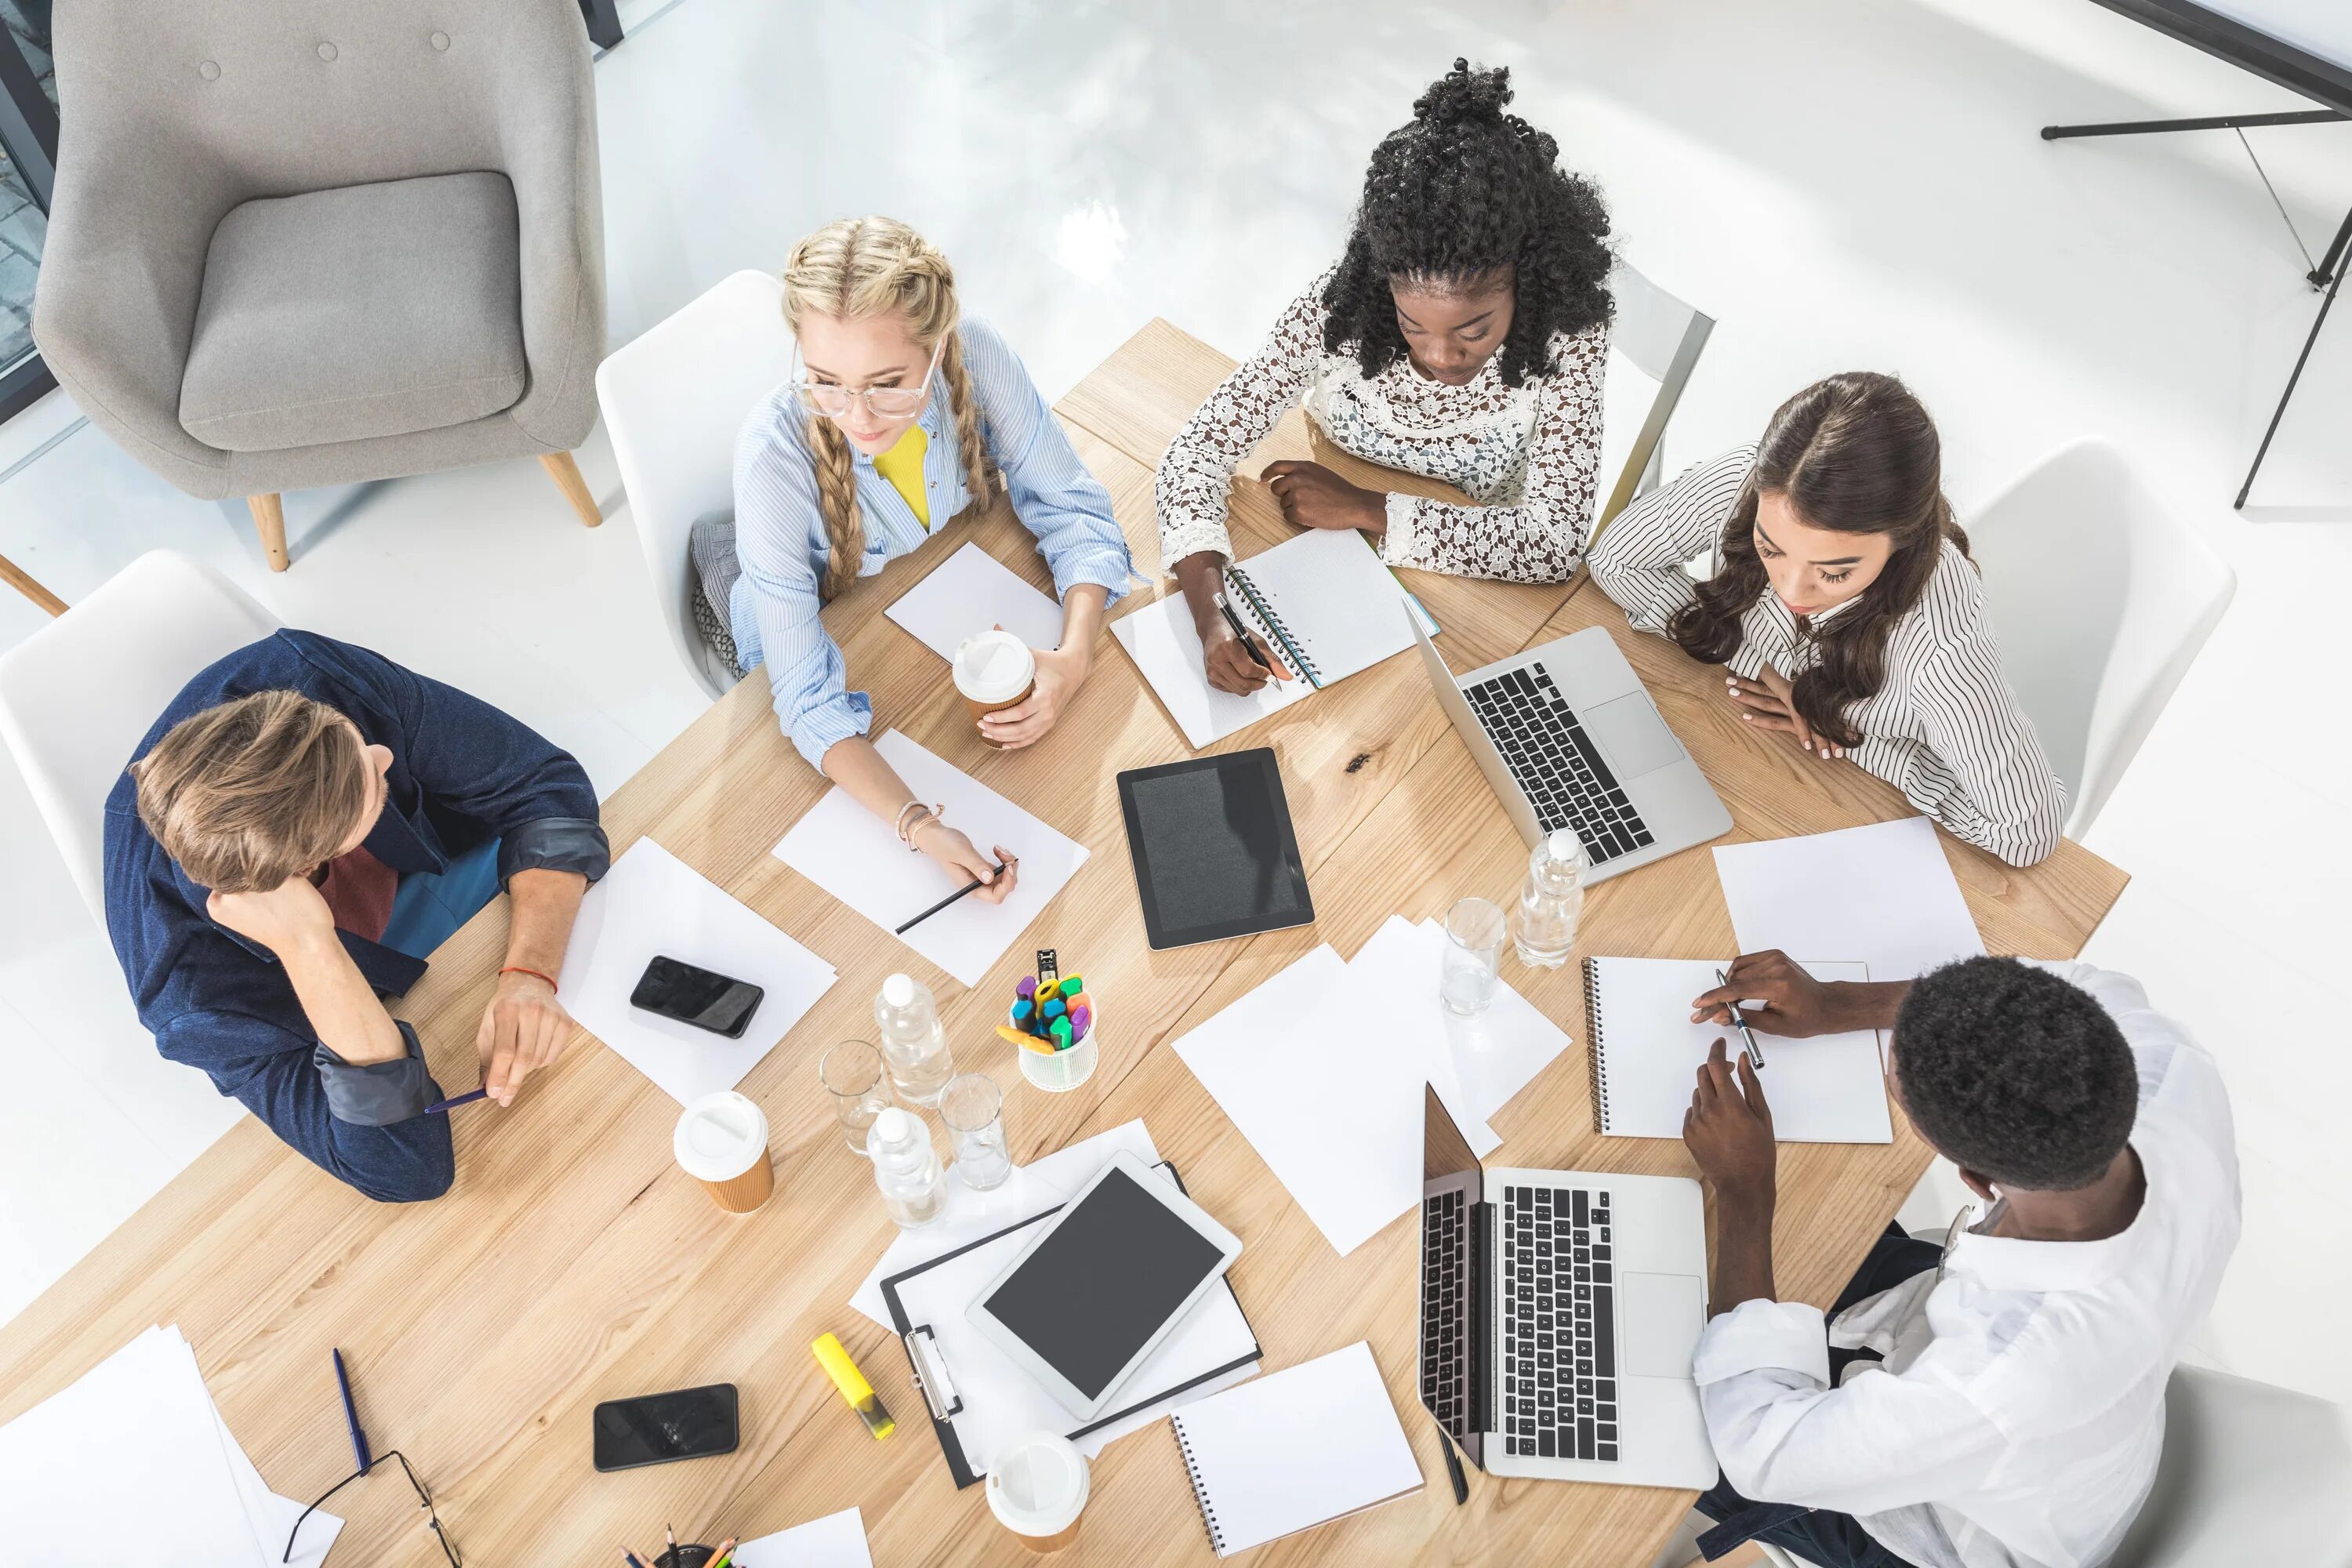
left=102, top=632, right=610, bottom=1203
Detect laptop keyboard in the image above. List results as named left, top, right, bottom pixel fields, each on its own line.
left=1465, top=666, right=1654, bottom=866
left=1501, top=1185, right=1618, bottom=1462
left=1419, top=1188, right=1469, bottom=1439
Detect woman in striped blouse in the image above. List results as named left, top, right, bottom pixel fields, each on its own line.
left=698, top=216, right=1133, bottom=898
left=1156, top=60, right=1613, bottom=695
left=1587, top=373, right=2066, bottom=866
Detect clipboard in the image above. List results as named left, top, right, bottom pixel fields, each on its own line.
left=880, top=1160, right=1262, bottom=1488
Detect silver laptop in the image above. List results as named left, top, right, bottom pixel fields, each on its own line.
left=1410, top=609, right=1731, bottom=881
left=1417, top=1087, right=1715, bottom=1489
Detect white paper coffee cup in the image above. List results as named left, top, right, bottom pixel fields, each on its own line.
left=985, top=1430, right=1089, bottom=1552
left=954, top=630, right=1037, bottom=744
left=673, top=1091, right=774, bottom=1214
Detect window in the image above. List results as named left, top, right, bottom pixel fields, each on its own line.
left=0, top=0, right=57, bottom=423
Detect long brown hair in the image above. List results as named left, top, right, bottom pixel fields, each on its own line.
left=780, top=216, right=996, bottom=600
left=1668, top=372, right=1966, bottom=750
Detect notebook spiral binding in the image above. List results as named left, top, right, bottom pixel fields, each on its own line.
left=1225, top=565, right=1324, bottom=688
left=1171, top=1414, right=1229, bottom=1556
left=1581, top=956, right=1610, bottom=1135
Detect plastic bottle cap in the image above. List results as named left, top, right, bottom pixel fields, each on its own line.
left=882, top=973, right=915, bottom=1007
left=1547, top=829, right=1582, bottom=861
left=871, top=1106, right=914, bottom=1144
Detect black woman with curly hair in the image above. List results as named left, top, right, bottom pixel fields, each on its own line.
left=1156, top=60, right=1613, bottom=696
left=1588, top=372, right=2067, bottom=866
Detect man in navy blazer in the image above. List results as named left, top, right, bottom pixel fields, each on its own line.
left=103, top=631, right=611, bottom=1202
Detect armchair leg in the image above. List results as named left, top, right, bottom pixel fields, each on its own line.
left=0, top=552, right=68, bottom=616
left=248, top=494, right=289, bottom=572
left=539, top=451, right=601, bottom=527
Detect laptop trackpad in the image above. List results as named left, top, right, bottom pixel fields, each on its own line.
left=1621, top=1272, right=1705, bottom=1378
left=1585, top=693, right=1685, bottom=779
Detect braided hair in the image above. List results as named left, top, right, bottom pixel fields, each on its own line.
left=1321, top=60, right=1613, bottom=387
left=780, top=216, right=996, bottom=600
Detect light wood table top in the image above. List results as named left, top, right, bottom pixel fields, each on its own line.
left=0, top=320, right=2125, bottom=1567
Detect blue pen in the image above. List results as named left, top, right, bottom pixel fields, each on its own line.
left=333, top=1348, right=372, bottom=1472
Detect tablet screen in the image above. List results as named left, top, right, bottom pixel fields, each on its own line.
left=1118, top=750, right=1314, bottom=948
left=978, top=1166, right=1230, bottom=1398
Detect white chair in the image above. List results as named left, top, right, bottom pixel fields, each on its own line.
left=0, top=550, right=281, bottom=924
left=1594, top=258, right=1715, bottom=539
left=594, top=268, right=794, bottom=700
left=1965, top=438, right=2234, bottom=838
left=1746, top=1363, right=2352, bottom=1568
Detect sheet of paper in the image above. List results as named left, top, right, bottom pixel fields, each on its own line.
left=1584, top=958, right=1891, bottom=1142
left=1712, top=817, right=1985, bottom=981
left=886, top=540, right=1065, bottom=661
left=0, top=1323, right=333, bottom=1568
left=1395, top=916, right=1576, bottom=1123
left=731, top=1505, right=874, bottom=1568
left=1168, top=1341, right=1423, bottom=1558
left=851, top=1120, right=1160, bottom=1327
left=1111, top=589, right=1311, bottom=750
left=557, top=840, right=839, bottom=1105
left=772, top=729, right=1090, bottom=987
left=1174, top=942, right=1494, bottom=1258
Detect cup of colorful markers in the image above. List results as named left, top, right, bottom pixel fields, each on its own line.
left=999, top=971, right=1098, bottom=1094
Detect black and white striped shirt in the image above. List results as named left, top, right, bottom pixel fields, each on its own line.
left=1588, top=445, right=2066, bottom=866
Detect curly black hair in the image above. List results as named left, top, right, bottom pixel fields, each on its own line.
left=1892, top=957, right=2138, bottom=1192
left=1320, top=59, right=1613, bottom=387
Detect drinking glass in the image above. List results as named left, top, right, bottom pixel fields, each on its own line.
left=1440, top=897, right=1508, bottom=1016
left=940, top=1073, right=1014, bottom=1192
left=820, top=1040, right=891, bottom=1156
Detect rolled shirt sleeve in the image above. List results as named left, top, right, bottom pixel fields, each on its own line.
left=497, top=815, right=612, bottom=887
left=313, top=1021, right=436, bottom=1125
left=960, top=317, right=1134, bottom=604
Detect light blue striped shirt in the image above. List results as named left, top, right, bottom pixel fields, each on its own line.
left=728, top=315, right=1134, bottom=767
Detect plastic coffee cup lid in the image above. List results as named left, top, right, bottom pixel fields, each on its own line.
left=673, top=1091, right=768, bottom=1181
left=985, top=1431, right=1090, bottom=1535
left=953, top=629, right=1035, bottom=702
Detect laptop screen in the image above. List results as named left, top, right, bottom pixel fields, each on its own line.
left=1425, top=1082, right=1480, bottom=1185
left=1420, top=1084, right=1484, bottom=1470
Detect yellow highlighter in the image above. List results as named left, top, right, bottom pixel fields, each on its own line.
left=811, top=1333, right=895, bottom=1440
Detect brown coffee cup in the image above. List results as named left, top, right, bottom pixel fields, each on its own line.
left=673, top=1091, right=774, bottom=1214
left=954, top=630, right=1037, bottom=746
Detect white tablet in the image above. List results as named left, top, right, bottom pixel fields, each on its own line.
left=964, top=1150, right=1244, bottom=1420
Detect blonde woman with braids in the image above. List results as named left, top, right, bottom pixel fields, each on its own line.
left=692, top=216, right=1132, bottom=898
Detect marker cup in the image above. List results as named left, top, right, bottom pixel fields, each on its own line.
left=1011, top=996, right=1097, bottom=1094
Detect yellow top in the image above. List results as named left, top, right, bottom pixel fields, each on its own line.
left=873, top=424, right=931, bottom=528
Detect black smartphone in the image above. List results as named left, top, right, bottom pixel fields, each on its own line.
left=591, top=1382, right=740, bottom=1472
left=630, top=956, right=764, bottom=1039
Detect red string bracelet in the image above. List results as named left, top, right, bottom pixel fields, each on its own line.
left=500, top=964, right=559, bottom=992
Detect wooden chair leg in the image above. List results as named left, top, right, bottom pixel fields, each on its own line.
left=248, top=494, right=289, bottom=572
left=0, top=551, right=68, bottom=616
left=539, top=450, right=601, bottom=527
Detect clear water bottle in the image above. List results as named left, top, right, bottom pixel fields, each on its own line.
left=866, top=1106, right=948, bottom=1229
left=1510, top=829, right=1586, bottom=968
left=874, top=972, right=954, bottom=1108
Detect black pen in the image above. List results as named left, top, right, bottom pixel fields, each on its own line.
left=895, top=862, right=1009, bottom=935
left=1436, top=1425, right=1469, bottom=1504
left=1213, top=590, right=1272, bottom=670
left=1716, top=966, right=1766, bottom=1071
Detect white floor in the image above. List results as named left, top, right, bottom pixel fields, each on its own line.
left=2, top=0, right=2347, bottom=1402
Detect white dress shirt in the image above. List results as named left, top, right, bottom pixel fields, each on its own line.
left=1587, top=445, right=2067, bottom=866
left=1693, top=961, right=2241, bottom=1568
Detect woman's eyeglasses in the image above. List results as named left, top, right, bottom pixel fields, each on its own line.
left=793, top=336, right=944, bottom=421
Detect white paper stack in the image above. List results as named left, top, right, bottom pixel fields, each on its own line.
left=1712, top=816, right=1985, bottom=980
left=885, top=541, right=1067, bottom=660
left=0, top=1324, right=343, bottom=1567
left=731, top=1505, right=874, bottom=1568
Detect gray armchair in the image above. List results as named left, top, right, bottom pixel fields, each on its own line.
left=33, top=0, right=605, bottom=570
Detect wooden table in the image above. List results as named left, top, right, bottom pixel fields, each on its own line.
left=0, top=320, right=2127, bottom=1567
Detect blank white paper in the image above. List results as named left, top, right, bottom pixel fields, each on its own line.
left=885, top=541, right=1066, bottom=661
left=1111, top=589, right=1311, bottom=750
left=731, top=1506, right=874, bottom=1568
left=1396, top=916, right=1576, bottom=1125
left=557, top=840, right=840, bottom=1105
left=1712, top=816, right=1985, bottom=981
left=771, top=730, right=1089, bottom=987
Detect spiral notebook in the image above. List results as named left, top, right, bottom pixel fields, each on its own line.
left=1112, top=529, right=1438, bottom=749
left=1581, top=956, right=1893, bottom=1143
left=1168, top=1341, right=1423, bottom=1559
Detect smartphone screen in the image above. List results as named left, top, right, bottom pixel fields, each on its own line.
left=630, top=956, right=764, bottom=1038
left=591, top=1383, right=739, bottom=1472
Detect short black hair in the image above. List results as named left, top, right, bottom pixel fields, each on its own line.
left=1321, top=59, right=1613, bottom=388
left=1892, top=956, right=2138, bottom=1191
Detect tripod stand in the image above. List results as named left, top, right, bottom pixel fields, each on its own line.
left=2042, top=107, right=2350, bottom=507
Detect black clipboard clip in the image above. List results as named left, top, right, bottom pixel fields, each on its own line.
left=903, top=1324, right=964, bottom=1422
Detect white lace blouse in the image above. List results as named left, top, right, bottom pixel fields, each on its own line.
left=1155, top=269, right=1609, bottom=583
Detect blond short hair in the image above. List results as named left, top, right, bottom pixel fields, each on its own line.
left=130, top=691, right=371, bottom=893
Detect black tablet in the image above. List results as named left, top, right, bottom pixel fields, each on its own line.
left=1116, top=748, right=1315, bottom=949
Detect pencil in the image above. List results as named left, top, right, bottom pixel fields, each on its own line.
left=710, top=1539, right=739, bottom=1568
left=895, top=862, right=1007, bottom=935
left=620, top=1552, right=648, bottom=1568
